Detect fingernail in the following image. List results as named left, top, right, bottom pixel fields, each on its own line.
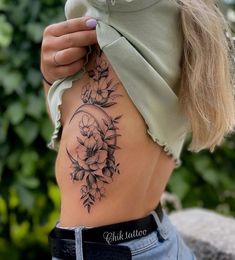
left=86, top=19, right=97, bottom=28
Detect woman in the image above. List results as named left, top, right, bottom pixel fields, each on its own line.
left=40, top=0, right=235, bottom=259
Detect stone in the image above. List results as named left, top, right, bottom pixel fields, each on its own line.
left=169, top=208, right=235, bottom=260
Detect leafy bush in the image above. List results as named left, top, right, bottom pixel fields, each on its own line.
left=168, top=138, right=235, bottom=216
left=0, top=0, right=234, bottom=259
left=0, top=0, right=64, bottom=259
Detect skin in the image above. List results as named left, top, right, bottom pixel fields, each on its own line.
left=41, top=17, right=175, bottom=228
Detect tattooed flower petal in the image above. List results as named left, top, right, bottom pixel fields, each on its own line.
left=76, top=134, right=108, bottom=173
left=98, top=150, right=108, bottom=164
left=79, top=115, right=98, bottom=137
left=86, top=154, right=99, bottom=166
left=82, top=84, right=92, bottom=103
left=77, top=145, right=87, bottom=160
left=103, top=168, right=112, bottom=177
left=89, top=55, right=109, bottom=81
left=89, top=181, right=106, bottom=200
left=90, top=78, right=110, bottom=105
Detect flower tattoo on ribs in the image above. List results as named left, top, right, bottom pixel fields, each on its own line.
left=66, top=49, right=122, bottom=213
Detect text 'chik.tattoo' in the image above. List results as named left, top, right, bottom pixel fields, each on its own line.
left=66, top=48, right=122, bottom=213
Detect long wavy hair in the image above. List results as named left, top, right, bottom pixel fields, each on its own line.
left=176, top=0, right=235, bottom=152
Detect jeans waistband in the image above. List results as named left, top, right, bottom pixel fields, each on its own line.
left=49, top=204, right=169, bottom=259
left=87, top=0, right=161, bottom=12
left=51, top=204, right=163, bottom=244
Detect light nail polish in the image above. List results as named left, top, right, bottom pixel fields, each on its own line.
left=86, top=19, right=97, bottom=28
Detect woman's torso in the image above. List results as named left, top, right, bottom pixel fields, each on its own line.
left=55, top=46, right=175, bottom=228
left=49, top=0, right=188, bottom=228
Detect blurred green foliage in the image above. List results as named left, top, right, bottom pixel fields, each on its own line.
left=0, top=0, right=65, bottom=259
left=0, top=0, right=235, bottom=259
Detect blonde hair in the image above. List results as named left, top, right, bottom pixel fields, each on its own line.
left=176, top=0, right=235, bottom=152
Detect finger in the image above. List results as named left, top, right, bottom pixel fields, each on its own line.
left=44, top=17, right=97, bottom=37
left=56, top=59, right=86, bottom=78
left=54, top=47, right=87, bottom=66
left=55, top=30, right=97, bottom=50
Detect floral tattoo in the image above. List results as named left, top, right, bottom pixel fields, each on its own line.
left=66, top=48, right=122, bottom=213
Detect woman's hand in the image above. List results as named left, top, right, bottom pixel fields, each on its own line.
left=41, top=17, right=98, bottom=86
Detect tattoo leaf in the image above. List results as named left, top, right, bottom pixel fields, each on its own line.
left=102, top=119, right=109, bottom=127
left=107, top=82, right=119, bottom=92
left=84, top=198, right=89, bottom=205
left=106, top=79, right=113, bottom=88
left=108, top=126, right=119, bottom=131
left=101, top=102, right=117, bottom=108
left=87, top=205, right=91, bottom=213
left=110, top=94, right=123, bottom=100
left=77, top=137, right=84, bottom=145
left=109, top=145, right=121, bottom=150
left=114, top=115, right=122, bottom=121
left=76, top=171, right=85, bottom=181
left=105, top=134, right=121, bottom=141
left=103, top=170, right=112, bottom=177
left=100, top=69, right=108, bottom=78
left=81, top=194, right=87, bottom=200
left=90, top=194, right=95, bottom=202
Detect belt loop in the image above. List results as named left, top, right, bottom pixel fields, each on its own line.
left=151, top=210, right=162, bottom=227
left=75, top=226, right=86, bottom=260
left=151, top=209, right=169, bottom=240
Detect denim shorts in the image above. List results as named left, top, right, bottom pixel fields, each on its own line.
left=51, top=210, right=196, bottom=260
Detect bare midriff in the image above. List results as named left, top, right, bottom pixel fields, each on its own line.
left=55, top=45, right=175, bottom=228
